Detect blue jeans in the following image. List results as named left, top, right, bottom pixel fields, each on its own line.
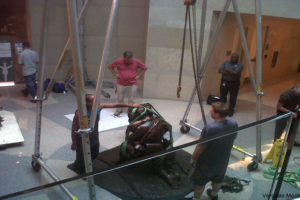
left=24, top=73, right=36, bottom=98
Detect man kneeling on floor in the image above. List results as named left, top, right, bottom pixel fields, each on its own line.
left=187, top=102, right=238, bottom=200
left=68, top=94, right=140, bottom=174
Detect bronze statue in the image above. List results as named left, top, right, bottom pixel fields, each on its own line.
left=118, top=103, right=182, bottom=189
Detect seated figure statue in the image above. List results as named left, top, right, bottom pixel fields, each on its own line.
left=118, top=103, right=182, bottom=189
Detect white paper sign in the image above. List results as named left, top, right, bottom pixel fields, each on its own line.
left=0, top=43, right=12, bottom=58
left=65, top=108, right=130, bottom=132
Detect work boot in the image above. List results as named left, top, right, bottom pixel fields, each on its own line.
left=207, top=189, right=218, bottom=200
left=30, top=96, right=38, bottom=103
left=114, top=109, right=122, bottom=116
left=228, top=109, right=234, bottom=117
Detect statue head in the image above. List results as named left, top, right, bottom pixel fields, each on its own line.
left=128, top=103, right=153, bottom=123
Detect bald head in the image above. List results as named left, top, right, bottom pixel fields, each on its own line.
left=230, top=53, right=239, bottom=63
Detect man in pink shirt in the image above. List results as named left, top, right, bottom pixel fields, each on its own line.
left=108, top=51, right=148, bottom=116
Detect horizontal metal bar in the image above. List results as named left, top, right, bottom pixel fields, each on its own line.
left=36, top=158, right=74, bottom=199
left=1, top=113, right=292, bottom=199
left=233, top=146, right=254, bottom=157
left=181, top=122, right=203, bottom=132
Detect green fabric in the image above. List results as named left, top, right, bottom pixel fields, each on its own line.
left=120, top=103, right=173, bottom=167
left=262, top=167, right=300, bottom=189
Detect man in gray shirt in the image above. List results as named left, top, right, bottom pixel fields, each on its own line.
left=218, top=53, right=244, bottom=117
left=187, top=102, right=237, bottom=200
left=18, top=42, right=39, bottom=101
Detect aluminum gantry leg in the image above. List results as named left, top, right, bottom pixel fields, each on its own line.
left=66, top=0, right=95, bottom=199
left=180, top=0, right=231, bottom=132
left=45, top=0, right=92, bottom=98
left=89, top=0, right=119, bottom=129
left=179, top=0, right=264, bottom=171
left=31, top=0, right=75, bottom=199
left=255, top=0, right=264, bottom=164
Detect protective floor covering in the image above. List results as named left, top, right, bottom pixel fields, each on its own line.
left=93, top=146, right=194, bottom=200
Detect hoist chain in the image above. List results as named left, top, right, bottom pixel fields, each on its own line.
left=188, top=4, right=207, bottom=125
left=178, top=3, right=207, bottom=125
left=177, top=5, right=189, bottom=98
left=192, top=5, right=198, bottom=66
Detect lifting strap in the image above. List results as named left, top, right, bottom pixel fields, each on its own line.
left=263, top=166, right=300, bottom=189
left=121, top=103, right=173, bottom=168
left=177, top=4, right=207, bottom=125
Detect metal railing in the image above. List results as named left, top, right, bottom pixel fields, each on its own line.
left=1, top=111, right=299, bottom=200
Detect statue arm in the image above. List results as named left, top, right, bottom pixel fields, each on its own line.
left=127, top=116, right=151, bottom=131
left=71, top=112, right=80, bottom=150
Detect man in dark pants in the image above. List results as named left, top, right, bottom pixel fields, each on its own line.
left=18, top=41, right=39, bottom=102
left=186, top=102, right=238, bottom=200
left=218, top=53, right=244, bottom=117
left=108, top=51, right=147, bottom=116
left=68, top=94, right=140, bottom=174
left=274, top=84, right=300, bottom=147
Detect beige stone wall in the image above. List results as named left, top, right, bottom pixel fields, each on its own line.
left=27, top=0, right=149, bottom=81
left=144, top=0, right=300, bottom=101
left=27, top=0, right=300, bottom=101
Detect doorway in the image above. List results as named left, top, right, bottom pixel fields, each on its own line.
left=0, top=0, right=28, bottom=83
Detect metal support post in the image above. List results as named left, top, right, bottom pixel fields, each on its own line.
left=33, top=0, right=51, bottom=160
left=255, top=0, right=263, bottom=162
left=181, top=0, right=207, bottom=126
left=197, top=0, right=207, bottom=73
left=268, top=113, right=296, bottom=200
left=232, top=0, right=257, bottom=93
left=45, top=0, right=92, bottom=98
left=179, top=0, right=263, bottom=172
left=89, top=0, right=119, bottom=127
left=180, top=0, right=231, bottom=132
left=66, top=0, right=95, bottom=199
left=36, top=157, right=74, bottom=198
left=31, top=1, right=77, bottom=199
left=77, top=0, right=85, bottom=78
left=198, top=0, right=231, bottom=75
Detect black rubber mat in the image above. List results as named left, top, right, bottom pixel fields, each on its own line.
left=93, top=145, right=194, bottom=200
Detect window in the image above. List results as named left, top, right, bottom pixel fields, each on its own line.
left=271, top=51, right=279, bottom=68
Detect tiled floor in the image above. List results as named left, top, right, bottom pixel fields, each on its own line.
left=0, top=74, right=300, bottom=200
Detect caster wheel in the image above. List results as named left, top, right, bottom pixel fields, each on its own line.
left=247, top=161, right=258, bottom=172
left=31, top=161, right=41, bottom=171
left=110, top=84, right=114, bottom=88
left=105, top=94, right=110, bottom=98
left=180, top=126, right=190, bottom=133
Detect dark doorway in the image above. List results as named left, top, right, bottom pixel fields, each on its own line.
left=0, top=0, right=27, bottom=82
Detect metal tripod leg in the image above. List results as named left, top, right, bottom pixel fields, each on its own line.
left=179, top=0, right=264, bottom=172
left=66, top=0, right=95, bottom=199
left=45, top=0, right=92, bottom=98
left=255, top=0, right=263, bottom=163
left=231, top=0, right=257, bottom=93
left=32, top=0, right=50, bottom=169
left=179, top=0, right=208, bottom=133
left=232, top=0, right=263, bottom=167
left=89, top=0, right=119, bottom=127
left=179, top=0, right=231, bottom=135
left=32, top=0, right=75, bottom=199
